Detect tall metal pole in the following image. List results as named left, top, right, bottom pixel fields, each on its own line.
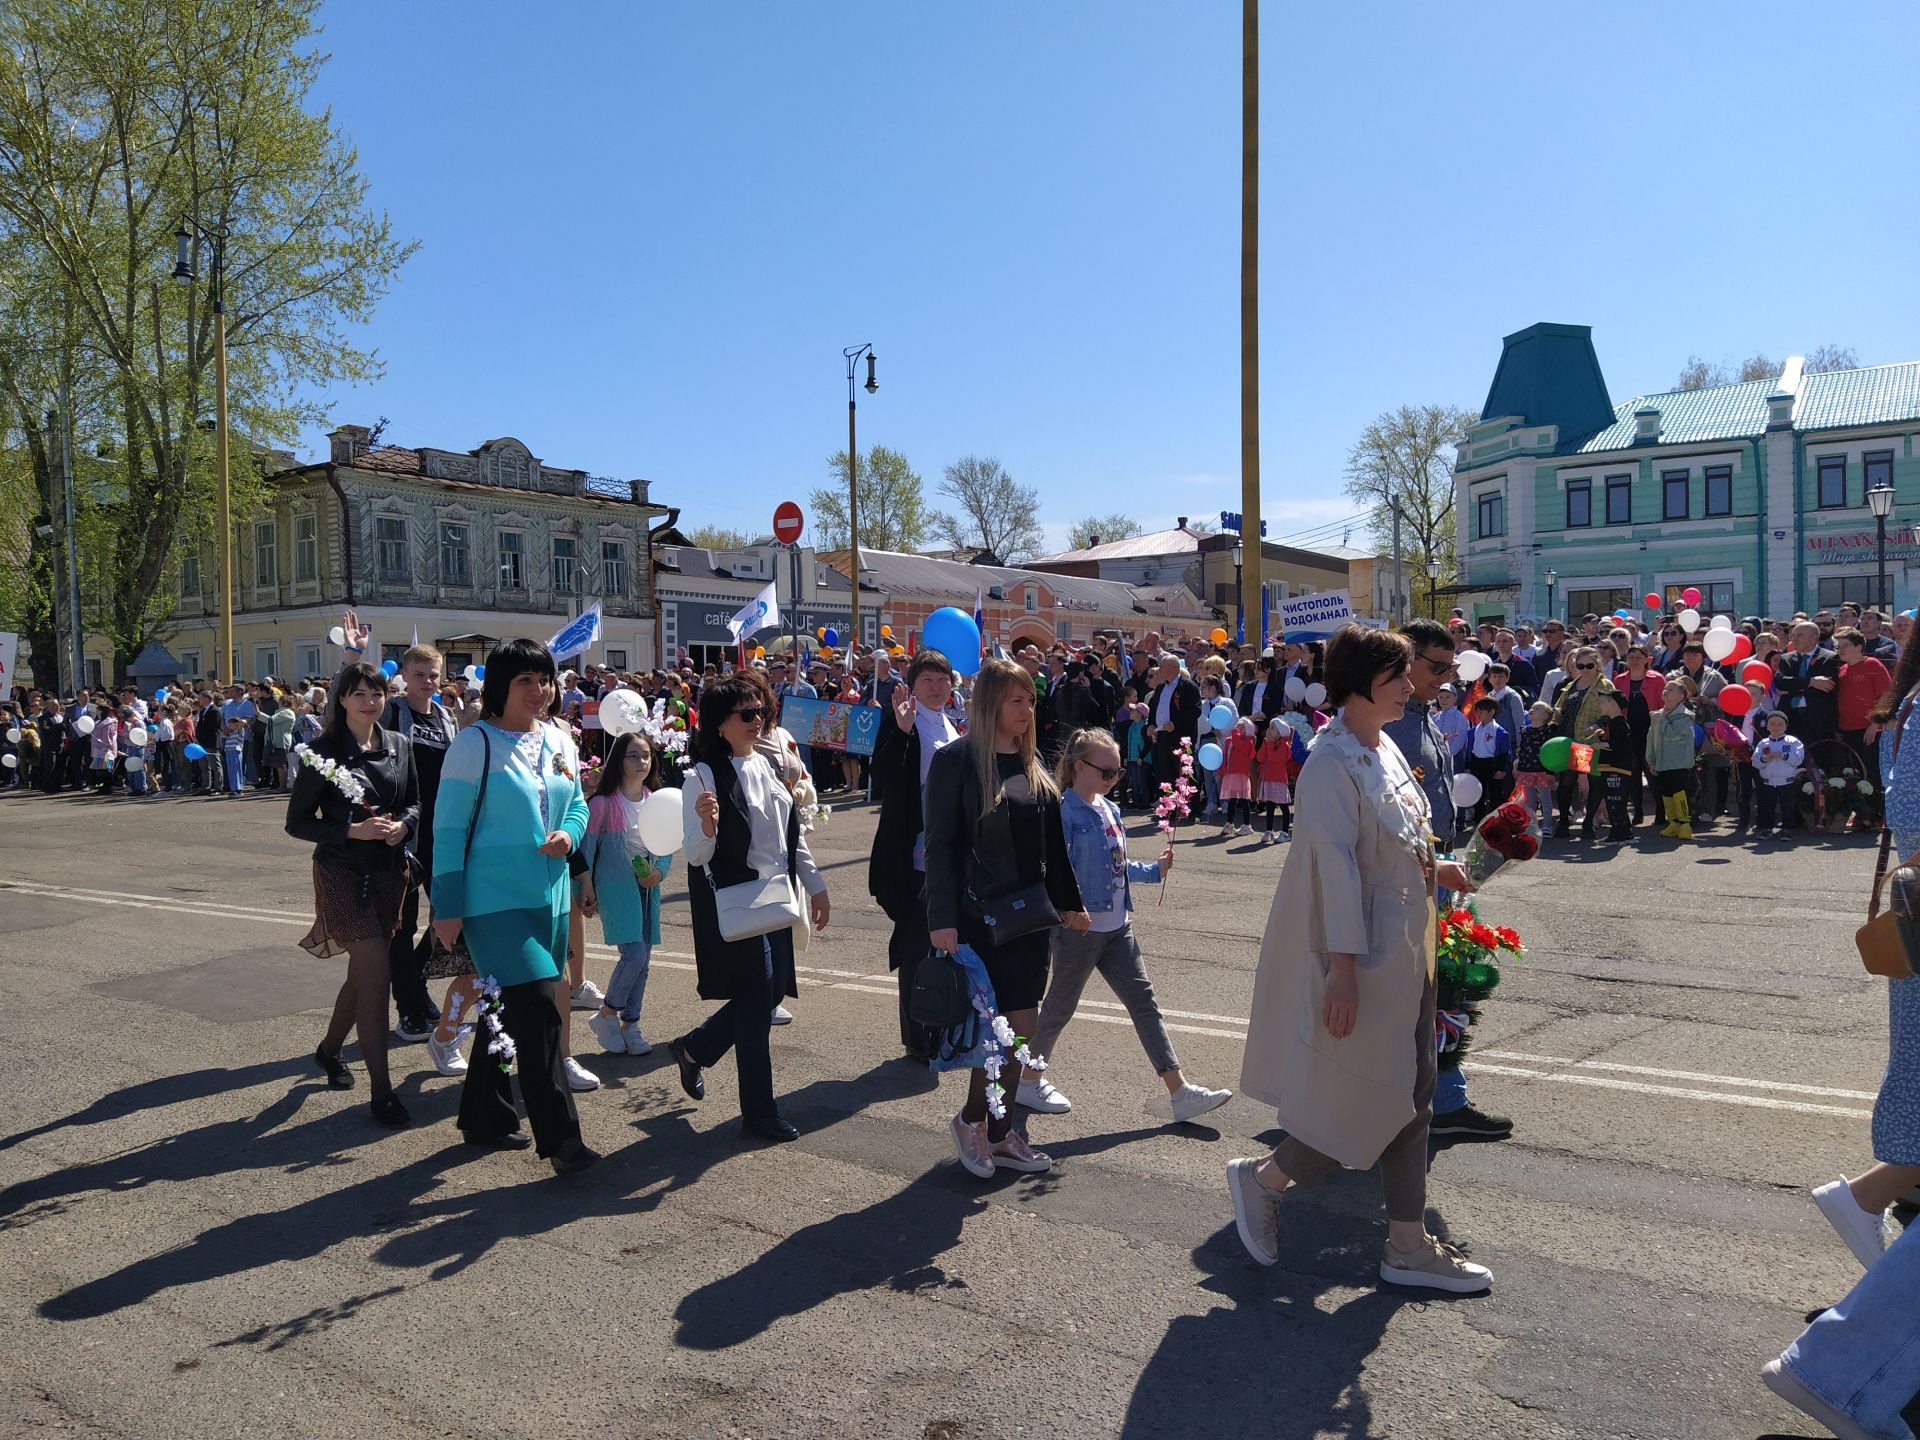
left=1390, top=500, right=1405, bottom=625
left=58, top=384, right=82, bottom=688
left=1238, top=0, right=1262, bottom=647
left=847, top=386, right=859, bottom=651
left=212, top=243, right=233, bottom=684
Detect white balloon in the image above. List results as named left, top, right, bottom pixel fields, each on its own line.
left=75, top=715, right=95, bottom=735
left=124, top=755, right=145, bottom=772
left=1454, top=650, right=1490, bottom=683
left=1303, top=682, right=1328, bottom=708
left=463, top=664, right=481, bottom=682
left=599, top=687, right=644, bottom=737
left=1450, top=771, right=1483, bottom=808
left=1677, top=608, right=1702, bottom=634
left=1284, top=676, right=1308, bottom=703
left=1710, top=614, right=1733, bottom=631
left=633, top=786, right=685, bottom=856
left=1701, top=627, right=1737, bottom=662
left=4, top=727, right=18, bottom=742
left=327, top=625, right=347, bottom=647
left=0, top=755, right=14, bottom=768
left=126, top=726, right=148, bottom=747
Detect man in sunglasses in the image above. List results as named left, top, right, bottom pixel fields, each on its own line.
left=1383, top=618, right=1516, bottom=1145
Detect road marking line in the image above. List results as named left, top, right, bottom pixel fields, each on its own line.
left=3, top=878, right=1878, bottom=1110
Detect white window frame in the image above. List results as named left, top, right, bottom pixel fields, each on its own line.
left=604, top=648, right=628, bottom=670
left=498, top=528, right=527, bottom=590
left=181, top=648, right=202, bottom=679
left=602, top=538, right=627, bottom=597
left=439, top=519, right=472, bottom=587
left=254, top=644, right=280, bottom=681
left=1024, top=587, right=1038, bottom=613
left=552, top=533, right=579, bottom=597
left=375, top=513, right=411, bottom=583
left=298, top=643, right=323, bottom=680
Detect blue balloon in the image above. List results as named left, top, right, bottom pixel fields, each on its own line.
left=822, top=627, right=840, bottom=649
left=1693, top=723, right=1705, bottom=748
left=1197, top=741, right=1224, bottom=771
left=1208, top=703, right=1235, bottom=732
left=473, top=664, right=486, bottom=681
left=380, top=659, right=399, bottom=677
left=921, top=607, right=982, bottom=677
left=155, top=687, right=169, bottom=702
left=183, top=742, right=206, bottom=761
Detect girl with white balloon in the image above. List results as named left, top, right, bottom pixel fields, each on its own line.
left=577, top=731, right=676, bottom=1058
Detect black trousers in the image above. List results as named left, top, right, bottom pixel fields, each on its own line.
left=881, top=889, right=930, bottom=1055
left=387, top=879, right=436, bottom=1022
left=457, top=976, right=580, bottom=1156
left=1589, top=770, right=1631, bottom=837
left=682, top=950, right=785, bottom=1123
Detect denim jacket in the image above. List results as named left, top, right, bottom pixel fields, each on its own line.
left=1060, top=790, right=1162, bottom=919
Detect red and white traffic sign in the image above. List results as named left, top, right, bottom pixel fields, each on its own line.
left=772, top=501, right=804, bottom=545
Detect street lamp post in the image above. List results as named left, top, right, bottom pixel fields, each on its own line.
left=1233, top=542, right=1244, bottom=641
left=173, top=222, right=233, bottom=681
left=843, top=344, right=877, bottom=652
left=1426, top=557, right=1441, bottom=620
left=1544, top=566, right=1558, bottom=627
left=1868, top=480, right=1896, bottom=614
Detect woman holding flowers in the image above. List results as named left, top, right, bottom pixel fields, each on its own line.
left=285, top=661, right=420, bottom=1127
left=1229, top=624, right=1492, bottom=1293
left=431, top=639, right=596, bottom=1174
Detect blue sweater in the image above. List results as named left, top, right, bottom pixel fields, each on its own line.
left=431, top=720, right=590, bottom=924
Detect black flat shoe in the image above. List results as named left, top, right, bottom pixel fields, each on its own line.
left=743, top=1115, right=800, bottom=1143
left=314, top=1043, right=354, bottom=1090
left=462, top=1130, right=533, bottom=1151
left=370, top=1092, right=411, bottom=1128
left=549, top=1141, right=601, bottom=1176
left=668, top=1038, right=704, bottom=1100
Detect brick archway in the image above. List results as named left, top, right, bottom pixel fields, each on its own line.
left=1007, top=623, right=1053, bottom=651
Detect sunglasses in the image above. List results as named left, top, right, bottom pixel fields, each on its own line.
left=1417, top=652, right=1458, bottom=674
left=1575, top=663, right=1596, bottom=671
left=731, top=706, right=766, bottom=723
left=1084, top=761, right=1122, bottom=781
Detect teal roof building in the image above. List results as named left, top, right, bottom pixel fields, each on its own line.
left=1455, top=323, right=1920, bottom=624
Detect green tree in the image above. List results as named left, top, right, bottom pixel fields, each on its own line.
left=685, top=523, right=753, bottom=551
left=1343, top=403, right=1476, bottom=620
left=1066, top=512, right=1140, bottom=552
left=0, top=0, right=415, bottom=678
left=811, top=444, right=930, bottom=553
left=930, top=454, right=1041, bottom=563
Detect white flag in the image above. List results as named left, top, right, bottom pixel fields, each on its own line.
left=727, top=582, right=780, bottom=642
left=548, top=601, right=603, bottom=660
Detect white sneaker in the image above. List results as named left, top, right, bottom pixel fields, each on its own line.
left=1017, top=1076, right=1072, bottom=1114
left=1217, top=825, right=1232, bottom=839
left=951, top=1112, right=994, bottom=1179
left=1812, top=1177, right=1887, bottom=1269
left=1170, top=1082, right=1231, bottom=1124
left=770, top=1004, right=794, bottom=1025
left=624, top=1027, right=653, bottom=1056
left=570, top=980, right=605, bottom=1010
left=1227, top=1159, right=1280, bottom=1266
left=427, top=1028, right=469, bottom=1077
left=1760, top=1358, right=1879, bottom=1440
left=1272, top=829, right=1290, bottom=843
left=563, top=1056, right=601, bottom=1092
left=1379, top=1236, right=1492, bottom=1294
left=588, top=1011, right=626, bottom=1054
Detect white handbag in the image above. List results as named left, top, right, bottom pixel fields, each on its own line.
left=713, top=873, right=804, bottom=942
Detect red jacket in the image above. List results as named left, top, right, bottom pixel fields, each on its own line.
left=1838, top=657, right=1892, bottom=731
left=1222, top=730, right=1257, bottom=780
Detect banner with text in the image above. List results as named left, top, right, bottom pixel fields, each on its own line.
left=779, top=696, right=884, bottom=756
left=1277, top=589, right=1354, bottom=641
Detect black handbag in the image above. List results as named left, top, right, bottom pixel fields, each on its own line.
left=976, top=879, right=1060, bottom=943
left=909, top=947, right=973, bottom=1028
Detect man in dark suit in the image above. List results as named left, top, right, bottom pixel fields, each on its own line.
left=1773, top=620, right=1841, bottom=745
left=867, top=650, right=961, bottom=1060
left=1147, top=654, right=1201, bottom=804
left=194, top=692, right=224, bottom=793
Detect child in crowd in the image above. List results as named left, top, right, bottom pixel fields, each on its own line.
left=580, top=732, right=671, bottom=1057
left=1483, top=663, right=1527, bottom=739
left=1515, top=701, right=1556, bottom=837
left=1464, top=697, right=1512, bottom=826
left=1648, top=680, right=1698, bottom=839
left=1753, top=712, right=1806, bottom=836
left=1122, top=699, right=1151, bottom=811
left=1433, top=683, right=1471, bottom=758
left=1217, top=717, right=1258, bottom=837
left=1024, top=727, right=1232, bottom=1125
left=1197, top=677, right=1235, bottom=819
left=1255, top=719, right=1293, bottom=845
left=220, top=714, right=247, bottom=795
left=1585, top=690, right=1633, bottom=842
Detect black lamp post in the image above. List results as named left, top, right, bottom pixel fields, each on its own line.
left=1233, top=542, right=1244, bottom=641
left=1426, top=556, right=1441, bottom=620
left=1868, top=479, right=1896, bottom=612
left=1544, top=566, right=1558, bottom=626
left=173, top=221, right=233, bottom=679
left=843, top=344, right=877, bottom=649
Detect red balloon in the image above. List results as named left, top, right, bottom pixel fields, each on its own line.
left=1718, top=684, right=1752, bottom=717
left=1682, top=586, right=1702, bottom=607
left=1724, top=633, right=1753, bottom=664
left=1645, top=593, right=1662, bottom=610
left=1741, top=659, right=1773, bottom=686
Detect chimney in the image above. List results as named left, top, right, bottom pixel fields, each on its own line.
left=329, top=424, right=371, bottom=465
left=629, top=477, right=649, bottom=505
left=1632, top=407, right=1661, bottom=444
left=1176, top=516, right=1188, bottom=530
left=1087, top=534, right=1101, bottom=548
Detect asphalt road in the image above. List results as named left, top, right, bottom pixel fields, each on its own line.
left=0, top=782, right=1899, bottom=1440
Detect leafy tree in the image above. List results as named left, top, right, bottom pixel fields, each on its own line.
left=1066, top=512, right=1140, bottom=551
left=1343, top=403, right=1476, bottom=620
left=930, top=454, right=1041, bottom=563
left=0, top=0, right=415, bottom=678
left=685, top=524, right=753, bottom=551
left=811, top=444, right=930, bottom=553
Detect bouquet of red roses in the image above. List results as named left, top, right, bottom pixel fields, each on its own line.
left=1459, top=797, right=1540, bottom=887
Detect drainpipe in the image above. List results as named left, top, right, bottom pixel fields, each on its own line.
left=1752, top=436, right=1766, bottom=615
left=325, top=465, right=356, bottom=605
left=649, top=507, right=680, bottom=668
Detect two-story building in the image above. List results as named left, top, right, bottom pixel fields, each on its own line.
left=1456, top=323, right=1920, bottom=625
left=169, top=425, right=669, bottom=681
left=653, top=542, right=856, bottom=671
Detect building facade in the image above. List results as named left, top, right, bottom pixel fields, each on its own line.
left=1456, top=323, right=1920, bottom=625
left=653, top=543, right=855, bottom=669
left=169, top=425, right=668, bottom=681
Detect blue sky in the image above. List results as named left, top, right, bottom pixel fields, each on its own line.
left=303, top=1, right=1920, bottom=556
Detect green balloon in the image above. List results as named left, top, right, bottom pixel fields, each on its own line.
left=1540, top=735, right=1573, bottom=773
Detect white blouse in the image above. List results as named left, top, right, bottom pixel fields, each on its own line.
left=682, top=753, right=826, bottom=896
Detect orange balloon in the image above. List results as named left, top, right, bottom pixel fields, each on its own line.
left=1209, top=627, right=1228, bottom=645
left=880, top=624, right=892, bottom=638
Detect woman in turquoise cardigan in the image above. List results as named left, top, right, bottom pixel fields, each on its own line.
left=431, top=639, right=595, bottom=1175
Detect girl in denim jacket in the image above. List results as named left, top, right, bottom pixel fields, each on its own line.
left=1020, top=726, right=1234, bottom=1125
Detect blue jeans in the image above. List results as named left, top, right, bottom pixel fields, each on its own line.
left=1780, top=1218, right=1920, bottom=1439
left=223, top=748, right=243, bottom=792
left=606, top=940, right=652, bottom=1023
left=1434, top=883, right=1469, bottom=1116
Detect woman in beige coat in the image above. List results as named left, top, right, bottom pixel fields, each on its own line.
left=1228, top=624, right=1492, bottom=1294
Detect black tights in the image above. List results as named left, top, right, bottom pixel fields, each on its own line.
left=1225, top=798, right=1252, bottom=826
left=322, top=940, right=393, bottom=1097
left=1260, top=800, right=1293, bottom=831
left=963, top=1003, right=1038, bottom=1142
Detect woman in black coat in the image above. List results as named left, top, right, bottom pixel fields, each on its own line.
left=284, top=662, right=419, bottom=1126
left=867, top=649, right=962, bottom=1060
left=668, top=675, right=830, bottom=1144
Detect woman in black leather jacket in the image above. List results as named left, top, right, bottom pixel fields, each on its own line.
left=285, top=661, right=419, bottom=1126
left=923, top=657, right=1088, bottom=1180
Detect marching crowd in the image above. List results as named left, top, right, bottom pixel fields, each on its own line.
left=5, top=597, right=1918, bottom=1437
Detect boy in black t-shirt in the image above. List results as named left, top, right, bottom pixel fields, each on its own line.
left=1586, top=690, right=1633, bottom=842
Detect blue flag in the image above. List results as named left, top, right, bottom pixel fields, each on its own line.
left=547, top=601, right=602, bottom=660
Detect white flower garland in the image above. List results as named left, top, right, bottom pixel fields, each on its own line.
left=476, top=976, right=517, bottom=1071
left=976, top=1000, right=1046, bottom=1119
left=292, top=742, right=369, bottom=807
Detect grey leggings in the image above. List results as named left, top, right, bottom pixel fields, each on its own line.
left=1270, top=964, right=1437, bottom=1224
left=1031, top=922, right=1180, bottom=1076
